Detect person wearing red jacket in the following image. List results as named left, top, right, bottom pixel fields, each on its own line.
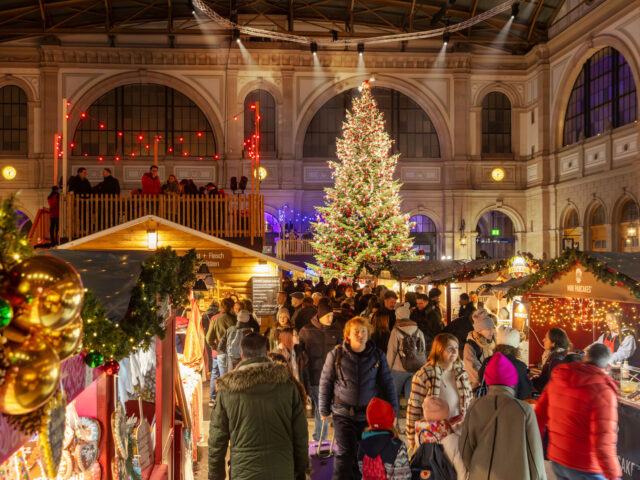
left=535, top=343, right=622, bottom=480
left=141, top=165, right=162, bottom=195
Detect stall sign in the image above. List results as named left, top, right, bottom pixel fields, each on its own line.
left=508, top=256, right=532, bottom=279
left=251, top=276, right=281, bottom=316
left=196, top=249, right=232, bottom=269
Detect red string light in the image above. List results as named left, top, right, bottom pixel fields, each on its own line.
left=197, top=132, right=203, bottom=138
left=80, top=112, right=87, bottom=118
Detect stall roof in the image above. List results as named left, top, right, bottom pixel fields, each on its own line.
left=409, top=258, right=513, bottom=284
left=57, top=215, right=305, bottom=273
left=581, top=251, right=640, bottom=282
left=489, top=275, right=531, bottom=293
left=44, top=250, right=152, bottom=322
left=365, top=260, right=461, bottom=281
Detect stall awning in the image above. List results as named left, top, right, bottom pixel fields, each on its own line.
left=43, top=250, right=152, bottom=322
left=581, top=252, right=640, bottom=282
left=489, top=275, right=531, bottom=293
left=365, top=260, right=461, bottom=281
left=411, top=258, right=510, bottom=284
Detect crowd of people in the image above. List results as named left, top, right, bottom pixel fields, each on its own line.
left=204, top=278, right=634, bottom=480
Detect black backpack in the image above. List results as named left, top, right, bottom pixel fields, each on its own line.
left=396, top=328, right=426, bottom=372
left=410, top=443, right=456, bottom=480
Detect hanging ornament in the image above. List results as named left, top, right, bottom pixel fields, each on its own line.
left=42, top=313, right=83, bottom=361
left=84, top=350, right=104, bottom=368
left=0, top=298, right=12, bottom=328
left=39, top=389, right=67, bottom=479
left=103, top=359, right=120, bottom=376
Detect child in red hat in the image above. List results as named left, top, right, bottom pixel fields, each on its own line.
left=357, top=397, right=411, bottom=480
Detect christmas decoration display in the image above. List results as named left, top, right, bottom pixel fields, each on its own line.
left=103, top=359, right=120, bottom=376
left=84, top=350, right=104, bottom=368
left=39, top=389, right=66, bottom=478
left=310, top=81, right=415, bottom=278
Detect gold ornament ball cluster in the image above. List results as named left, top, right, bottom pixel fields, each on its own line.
left=0, top=255, right=84, bottom=415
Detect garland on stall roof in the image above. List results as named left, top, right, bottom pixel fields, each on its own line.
left=415, top=257, right=540, bottom=286
left=82, top=247, right=197, bottom=362
left=506, top=249, right=640, bottom=300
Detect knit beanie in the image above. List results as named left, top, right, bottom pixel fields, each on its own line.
left=366, top=397, right=395, bottom=430
left=395, top=302, right=411, bottom=320
left=422, top=396, right=450, bottom=422
left=277, top=307, right=290, bottom=319
left=316, top=298, right=332, bottom=320
left=472, top=308, right=494, bottom=332
left=484, top=352, right=518, bottom=386
left=497, top=326, right=520, bottom=348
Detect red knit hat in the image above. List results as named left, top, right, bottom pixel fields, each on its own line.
left=366, top=397, right=395, bottom=430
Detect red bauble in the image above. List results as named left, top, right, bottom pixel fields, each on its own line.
left=104, top=359, right=120, bottom=376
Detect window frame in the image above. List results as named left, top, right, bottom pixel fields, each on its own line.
left=481, top=91, right=512, bottom=155
left=0, top=85, right=28, bottom=154
left=244, top=90, right=277, bottom=157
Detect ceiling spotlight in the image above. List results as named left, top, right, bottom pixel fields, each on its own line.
left=310, top=42, right=318, bottom=55
left=232, top=29, right=240, bottom=43
left=331, top=29, right=338, bottom=42
left=443, top=33, right=450, bottom=46
left=511, top=2, right=520, bottom=19
left=357, top=43, right=364, bottom=56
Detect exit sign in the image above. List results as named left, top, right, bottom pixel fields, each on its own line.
left=491, top=229, right=501, bottom=236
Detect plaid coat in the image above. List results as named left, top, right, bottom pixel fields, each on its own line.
left=406, top=362, right=473, bottom=448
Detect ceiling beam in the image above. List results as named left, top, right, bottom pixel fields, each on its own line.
left=168, top=0, right=173, bottom=32
left=288, top=0, right=294, bottom=32
left=37, top=0, right=47, bottom=30
left=346, top=0, right=355, bottom=33
left=104, top=0, right=111, bottom=31
left=527, top=0, right=544, bottom=41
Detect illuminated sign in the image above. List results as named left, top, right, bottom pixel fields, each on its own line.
left=491, top=229, right=501, bottom=236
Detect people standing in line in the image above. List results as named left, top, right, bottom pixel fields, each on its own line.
left=141, top=165, right=162, bottom=195
left=590, top=308, right=637, bottom=364
left=319, top=317, right=398, bottom=480
left=357, top=397, right=411, bottom=480
left=414, top=396, right=467, bottom=480
left=162, top=174, right=180, bottom=194
left=208, top=333, right=309, bottom=480
left=68, top=167, right=92, bottom=195
left=478, top=326, right=532, bottom=400
left=459, top=352, right=546, bottom=480
left=532, top=327, right=572, bottom=393
left=205, top=297, right=237, bottom=378
left=386, top=302, right=427, bottom=407
left=94, top=168, right=120, bottom=195
left=535, top=343, right=621, bottom=480
left=47, top=186, right=60, bottom=246
left=370, top=310, right=391, bottom=353
left=292, top=295, right=316, bottom=331
left=378, top=290, right=398, bottom=330
left=406, top=333, right=473, bottom=450
left=463, top=308, right=496, bottom=390
left=298, top=298, right=342, bottom=442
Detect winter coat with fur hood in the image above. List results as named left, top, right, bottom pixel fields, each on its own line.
left=208, top=357, right=309, bottom=480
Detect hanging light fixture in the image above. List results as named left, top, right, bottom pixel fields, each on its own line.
left=197, top=263, right=211, bottom=275
left=147, top=229, right=158, bottom=250
left=193, top=278, right=208, bottom=292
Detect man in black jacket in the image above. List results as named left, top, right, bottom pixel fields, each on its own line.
left=94, top=168, right=120, bottom=195
left=289, top=291, right=304, bottom=323
left=378, top=290, right=398, bottom=330
left=411, top=293, right=431, bottom=345
left=68, top=167, right=92, bottom=195
left=457, top=293, right=476, bottom=320
left=424, top=287, right=444, bottom=336
left=291, top=296, right=316, bottom=330
left=298, top=299, right=342, bottom=441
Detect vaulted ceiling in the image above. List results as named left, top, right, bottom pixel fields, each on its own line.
left=0, top=0, right=566, bottom=52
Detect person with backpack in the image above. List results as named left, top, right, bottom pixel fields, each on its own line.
left=406, top=333, right=473, bottom=451
left=463, top=309, right=496, bottom=391
left=459, top=352, right=545, bottom=480
left=218, top=310, right=259, bottom=371
left=357, top=397, right=411, bottom=480
left=319, top=316, right=398, bottom=480
left=386, top=302, right=427, bottom=406
left=477, top=326, right=532, bottom=400
left=413, top=396, right=466, bottom=480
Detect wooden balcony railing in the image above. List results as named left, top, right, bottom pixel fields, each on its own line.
left=61, top=193, right=264, bottom=243
left=276, top=238, right=316, bottom=259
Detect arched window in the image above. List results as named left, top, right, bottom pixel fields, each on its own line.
left=303, top=87, right=440, bottom=158
left=244, top=90, right=276, bottom=155
left=620, top=199, right=639, bottom=252
left=563, top=47, right=638, bottom=146
left=0, top=85, right=28, bottom=154
left=73, top=84, right=216, bottom=159
left=590, top=204, right=607, bottom=251
left=565, top=209, right=579, bottom=228
left=563, top=209, right=580, bottom=249
left=409, top=215, right=437, bottom=260
left=409, top=215, right=436, bottom=233
left=481, top=92, right=511, bottom=154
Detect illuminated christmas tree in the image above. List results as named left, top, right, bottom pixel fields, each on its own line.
left=310, top=81, right=415, bottom=278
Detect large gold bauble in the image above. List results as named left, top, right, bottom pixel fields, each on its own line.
left=42, top=314, right=83, bottom=361
left=0, top=335, right=61, bottom=415
left=4, top=255, right=84, bottom=332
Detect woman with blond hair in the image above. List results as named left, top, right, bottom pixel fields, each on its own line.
left=319, top=316, right=398, bottom=480
left=406, top=333, right=473, bottom=450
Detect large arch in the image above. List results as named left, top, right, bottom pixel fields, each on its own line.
left=612, top=193, right=640, bottom=251
left=471, top=203, right=526, bottom=235
left=0, top=75, right=38, bottom=103
left=551, top=34, right=640, bottom=151
left=472, top=82, right=524, bottom=109
left=67, top=71, right=224, bottom=154
left=294, top=74, right=452, bottom=160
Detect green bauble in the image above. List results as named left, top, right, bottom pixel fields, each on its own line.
left=0, top=298, right=12, bottom=328
left=84, top=350, right=104, bottom=368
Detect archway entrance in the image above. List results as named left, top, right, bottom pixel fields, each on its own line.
left=475, top=210, right=515, bottom=259
left=410, top=215, right=437, bottom=260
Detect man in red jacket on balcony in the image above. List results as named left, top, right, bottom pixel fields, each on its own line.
left=535, top=343, right=622, bottom=480
left=141, top=165, right=161, bottom=195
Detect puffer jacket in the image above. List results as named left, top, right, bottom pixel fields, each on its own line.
left=208, top=357, right=309, bottom=480
left=319, top=340, right=398, bottom=421
left=535, top=362, right=621, bottom=480
left=459, top=385, right=545, bottom=480
left=386, top=319, right=426, bottom=372
left=298, top=316, right=342, bottom=386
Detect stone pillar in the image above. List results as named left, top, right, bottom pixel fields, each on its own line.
left=452, top=71, right=470, bottom=161
left=40, top=67, right=59, bottom=186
